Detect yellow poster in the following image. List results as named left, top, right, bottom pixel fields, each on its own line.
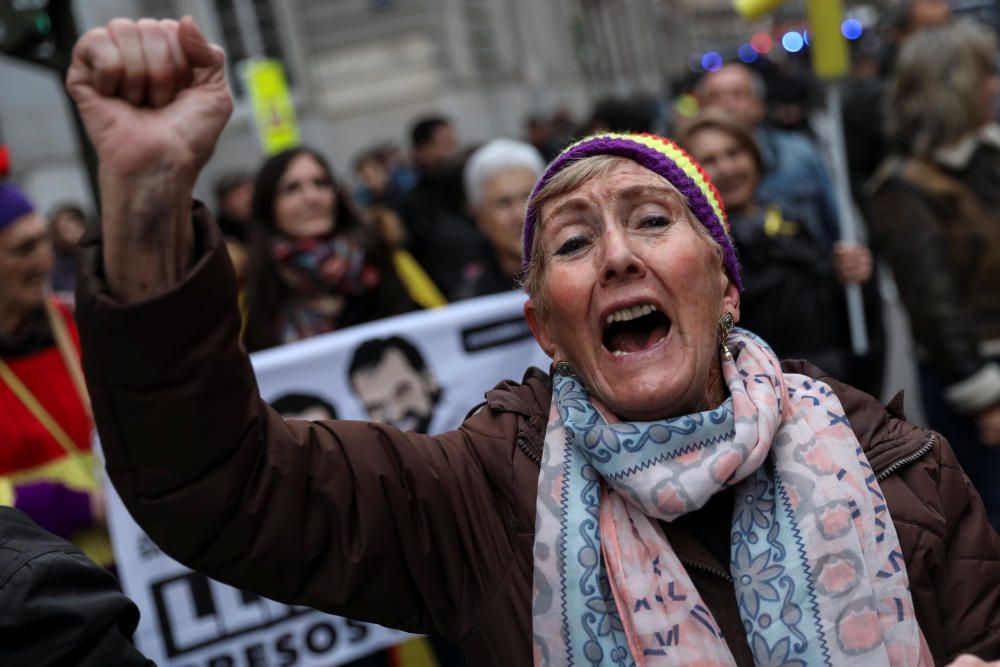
left=244, top=59, right=300, bottom=155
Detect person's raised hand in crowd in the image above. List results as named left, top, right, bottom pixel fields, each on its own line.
left=833, top=240, right=873, bottom=285
left=66, top=17, right=232, bottom=303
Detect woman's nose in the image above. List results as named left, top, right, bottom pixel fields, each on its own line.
left=303, top=183, right=323, bottom=202
left=600, top=227, right=644, bottom=285
left=715, top=155, right=737, bottom=177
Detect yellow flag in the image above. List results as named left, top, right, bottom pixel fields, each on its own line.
left=244, top=59, right=301, bottom=155
left=806, top=0, right=850, bottom=80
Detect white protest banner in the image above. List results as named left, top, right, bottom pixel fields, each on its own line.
left=106, top=291, right=550, bottom=666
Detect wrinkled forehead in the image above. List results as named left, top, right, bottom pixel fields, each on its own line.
left=536, top=159, right=690, bottom=228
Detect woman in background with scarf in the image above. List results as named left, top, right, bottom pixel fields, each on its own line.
left=243, top=146, right=443, bottom=352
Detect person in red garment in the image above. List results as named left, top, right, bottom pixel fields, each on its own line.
left=0, top=183, right=111, bottom=568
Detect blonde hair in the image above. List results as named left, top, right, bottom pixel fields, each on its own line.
left=889, top=21, right=998, bottom=156
left=521, top=155, right=720, bottom=310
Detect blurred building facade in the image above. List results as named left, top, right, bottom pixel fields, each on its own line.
left=0, top=0, right=692, bottom=212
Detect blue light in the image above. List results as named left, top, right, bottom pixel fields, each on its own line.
left=737, top=43, right=759, bottom=64
left=842, top=18, right=863, bottom=40
left=701, top=51, right=724, bottom=72
left=802, top=30, right=810, bottom=46
left=781, top=31, right=804, bottom=53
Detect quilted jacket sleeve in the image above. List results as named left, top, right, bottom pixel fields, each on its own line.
left=884, top=431, right=1000, bottom=663
left=73, top=206, right=522, bottom=641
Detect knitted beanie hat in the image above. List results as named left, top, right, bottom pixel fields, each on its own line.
left=521, top=132, right=742, bottom=292
left=0, top=183, right=35, bottom=232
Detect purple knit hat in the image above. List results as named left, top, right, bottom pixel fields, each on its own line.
left=521, top=132, right=742, bottom=291
left=0, top=183, right=35, bottom=231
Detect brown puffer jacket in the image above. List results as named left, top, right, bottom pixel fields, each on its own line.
left=868, top=150, right=1000, bottom=392
left=76, top=213, right=1000, bottom=666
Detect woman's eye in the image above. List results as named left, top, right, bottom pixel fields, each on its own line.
left=554, top=236, right=590, bottom=256
left=639, top=215, right=670, bottom=228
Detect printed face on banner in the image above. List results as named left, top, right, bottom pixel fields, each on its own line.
left=348, top=336, right=441, bottom=433
left=271, top=392, right=339, bottom=421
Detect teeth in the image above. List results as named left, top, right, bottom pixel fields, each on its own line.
left=605, top=303, right=658, bottom=324
left=612, top=350, right=631, bottom=357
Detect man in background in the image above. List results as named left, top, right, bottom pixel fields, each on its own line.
left=348, top=336, right=441, bottom=434
left=699, top=62, right=841, bottom=251
left=397, top=115, right=489, bottom=296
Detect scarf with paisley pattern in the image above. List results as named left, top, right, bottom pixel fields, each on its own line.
left=532, top=329, right=931, bottom=666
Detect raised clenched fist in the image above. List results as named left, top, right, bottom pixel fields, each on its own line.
left=66, top=17, right=233, bottom=180
left=65, top=17, right=234, bottom=302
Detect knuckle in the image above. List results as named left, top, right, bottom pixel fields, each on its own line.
left=76, top=26, right=107, bottom=52
left=108, top=17, right=135, bottom=32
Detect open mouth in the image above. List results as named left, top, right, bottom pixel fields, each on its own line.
left=602, top=304, right=672, bottom=357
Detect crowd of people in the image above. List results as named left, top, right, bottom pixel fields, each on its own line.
left=0, top=0, right=999, bottom=664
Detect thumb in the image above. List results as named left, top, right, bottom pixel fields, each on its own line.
left=178, top=16, right=222, bottom=69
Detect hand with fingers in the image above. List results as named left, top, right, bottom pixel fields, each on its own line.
left=66, top=17, right=233, bottom=302
left=833, top=241, right=873, bottom=285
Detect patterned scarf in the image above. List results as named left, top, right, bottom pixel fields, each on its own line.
left=271, top=235, right=381, bottom=342
left=532, top=329, right=931, bottom=666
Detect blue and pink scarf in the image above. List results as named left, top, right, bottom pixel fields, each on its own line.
left=532, top=329, right=931, bottom=666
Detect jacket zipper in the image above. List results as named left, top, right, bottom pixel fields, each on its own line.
left=679, top=558, right=733, bottom=582
left=516, top=434, right=541, bottom=464
left=876, top=433, right=936, bottom=481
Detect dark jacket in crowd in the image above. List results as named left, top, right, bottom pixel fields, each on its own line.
left=868, top=138, right=1000, bottom=396
left=75, top=213, right=1000, bottom=666
left=449, top=252, right=517, bottom=302
left=729, top=204, right=852, bottom=381
left=755, top=125, right=841, bottom=252
left=396, top=166, right=491, bottom=296
left=0, top=507, right=151, bottom=666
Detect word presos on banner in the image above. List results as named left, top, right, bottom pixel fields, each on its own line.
left=106, top=291, right=551, bottom=666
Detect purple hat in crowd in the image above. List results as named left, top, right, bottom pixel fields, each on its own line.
left=0, top=183, right=35, bottom=232
left=520, top=132, right=743, bottom=292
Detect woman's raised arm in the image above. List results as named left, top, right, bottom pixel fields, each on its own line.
left=68, top=18, right=523, bottom=641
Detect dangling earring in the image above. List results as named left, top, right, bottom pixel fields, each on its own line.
left=718, top=312, right=735, bottom=359
left=554, top=360, right=577, bottom=377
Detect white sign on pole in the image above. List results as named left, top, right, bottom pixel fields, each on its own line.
left=106, top=291, right=550, bottom=666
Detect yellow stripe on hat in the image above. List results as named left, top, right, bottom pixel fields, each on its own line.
left=561, top=132, right=730, bottom=235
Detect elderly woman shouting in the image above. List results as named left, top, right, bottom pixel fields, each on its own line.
left=68, top=18, right=999, bottom=667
